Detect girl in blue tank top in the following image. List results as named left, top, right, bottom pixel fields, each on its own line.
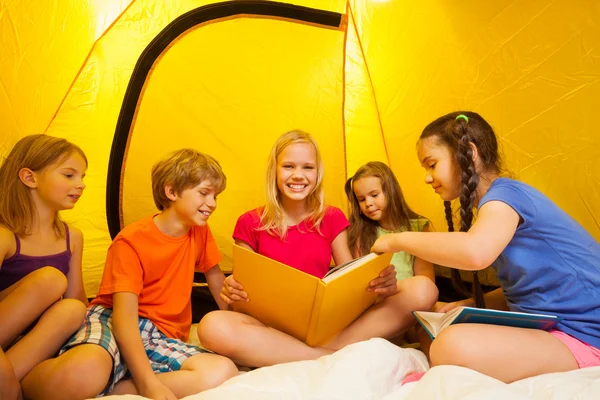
left=0, top=135, right=88, bottom=397
left=372, top=111, right=600, bottom=383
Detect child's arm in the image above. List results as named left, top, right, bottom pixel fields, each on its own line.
left=0, top=347, right=21, bottom=400
left=412, top=225, right=435, bottom=282
left=204, top=264, right=228, bottom=310
left=350, top=240, right=362, bottom=259
left=331, top=230, right=353, bottom=266
left=112, top=292, right=176, bottom=400
left=372, top=201, right=520, bottom=271
left=235, top=239, right=254, bottom=253
left=0, top=226, right=13, bottom=272
left=64, top=226, right=88, bottom=305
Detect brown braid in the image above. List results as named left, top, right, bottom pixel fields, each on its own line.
left=455, top=120, right=485, bottom=308
left=445, top=200, right=473, bottom=299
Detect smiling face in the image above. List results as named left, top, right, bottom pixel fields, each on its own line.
left=352, top=176, right=388, bottom=223
left=34, top=152, right=87, bottom=211
left=417, top=136, right=461, bottom=201
left=171, top=180, right=218, bottom=227
left=276, top=142, right=318, bottom=205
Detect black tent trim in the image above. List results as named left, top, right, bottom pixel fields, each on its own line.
left=106, top=1, right=343, bottom=238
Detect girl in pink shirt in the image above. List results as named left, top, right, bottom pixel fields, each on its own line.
left=198, top=130, right=438, bottom=367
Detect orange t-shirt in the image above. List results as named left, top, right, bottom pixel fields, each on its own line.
left=91, top=215, right=221, bottom=341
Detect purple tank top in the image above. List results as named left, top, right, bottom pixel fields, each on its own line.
left=0, top=224, right=71, bottom=292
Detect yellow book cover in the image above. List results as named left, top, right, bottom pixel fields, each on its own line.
left=232, top=244, right=393, bottom=346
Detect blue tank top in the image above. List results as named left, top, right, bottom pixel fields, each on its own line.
left=479, top=178, right=600, bottom=348
left=0, top=224, right=71, bottom=292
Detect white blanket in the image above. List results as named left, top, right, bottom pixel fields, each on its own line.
left=389, top=365, right=600, bottom=400
left=101, top=338, right=600, bottom=399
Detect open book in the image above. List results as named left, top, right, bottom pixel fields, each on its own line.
left=232, top=244, right=393, bottom=347
left=413, top=307, right=562, bottom=340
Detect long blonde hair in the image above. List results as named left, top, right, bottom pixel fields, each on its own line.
left=259, top=130, right=326, bottom=238
left=0, top=134, right=88, bottom=237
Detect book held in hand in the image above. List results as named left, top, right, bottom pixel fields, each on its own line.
left=413, top=306, right=563, bottom=340
left=232, top=244, right=393, bottom=347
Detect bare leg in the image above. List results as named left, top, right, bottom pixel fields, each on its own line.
left=326, top=276, right=438, bottom=350
left=0, top=348, right=21, bottom=400
left=418, top=326, right=433, bottom=359
left=430, top=324, right=578, bottom=382
left=0, top=267, right=68, bottom=347
left=22, top=344, right=113, bottom=400
left=7, top=298, right=85, bottom=379
left=198, top=310, right=332, bottom=367
left=112, top=353, right=238, bottom=396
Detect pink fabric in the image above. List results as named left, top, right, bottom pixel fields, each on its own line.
left=549, top=329, right=600, bottom=368
left=233, top=206, right=350, bottom=278
left=401, top=372, right=426, bottom=385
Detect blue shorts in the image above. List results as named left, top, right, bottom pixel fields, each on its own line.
left=60, top=304, right=207, bottom=395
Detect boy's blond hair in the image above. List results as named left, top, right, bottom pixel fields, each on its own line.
left=151, top=149, right=226, bottom=211
left=259, top=130, right=326, bottom=238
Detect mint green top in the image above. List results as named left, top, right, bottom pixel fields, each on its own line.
left=377, top=218, right=430, bottom=280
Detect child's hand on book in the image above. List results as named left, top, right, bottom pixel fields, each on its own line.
left=220, top=275, right=249, bottom=305
left=367, top=264, right=398, bottom=298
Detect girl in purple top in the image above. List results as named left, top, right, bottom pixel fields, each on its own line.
left=199, top=130, right=438, bottom=368
left=0, top=135, right=88, bottom=398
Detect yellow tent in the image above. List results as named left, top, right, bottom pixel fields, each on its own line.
left=1, top=0, right=599, bottom=296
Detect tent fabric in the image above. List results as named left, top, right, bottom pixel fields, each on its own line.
left=1, top=0, right=599, bottom=296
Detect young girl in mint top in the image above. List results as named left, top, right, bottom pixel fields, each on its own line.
left=199, top=130, right=438, bottom=368
left=373, top=111, right=600, bottom=383
left=346, top=161, right=435, bottom=282
left=346, top=161, right=438, bottom=344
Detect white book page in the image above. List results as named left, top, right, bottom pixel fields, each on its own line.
left=439, top=307, right=464, bottom=330
left=415, top=311, right=445, bottom=337
left=322, top=253, right=378, bottom=283
left=416, top=307, right=465, bottom=337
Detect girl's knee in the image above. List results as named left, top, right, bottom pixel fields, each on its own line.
left=24, top=267, right=68, bottom=300
left=197, top=311, right=238, bottom=352
left=23, top=346, right=112, bottom=399
left=429, top=325, right=466, bottom=367
left=410, top=276, right=439, bottom=309
left=52, top=298, right=86, bottom=329
left=61, top=347, right=112, bottom=394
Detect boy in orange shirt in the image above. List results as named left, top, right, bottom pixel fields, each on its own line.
left=25, top=149, right=237, bottom=400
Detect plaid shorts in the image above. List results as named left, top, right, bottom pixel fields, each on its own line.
left=60, top=304, right=207, bottom=395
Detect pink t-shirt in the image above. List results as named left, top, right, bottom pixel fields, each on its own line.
left=233, top=206, right=350, bottom=279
